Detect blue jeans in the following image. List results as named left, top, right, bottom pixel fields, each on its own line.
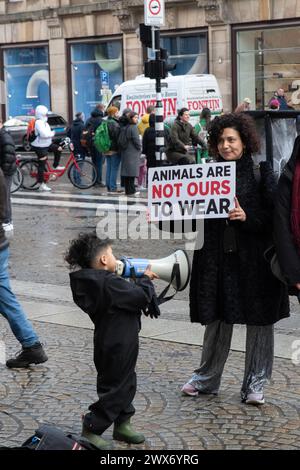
left=0, top=247, right=39, bottom=347
left=106, top=153, right=121, bottom=190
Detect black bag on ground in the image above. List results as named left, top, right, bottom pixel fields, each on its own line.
left=21, top=424, right=96, bottom=450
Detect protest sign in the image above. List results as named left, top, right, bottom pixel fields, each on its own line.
left=148, top=162, right=236, bottom=222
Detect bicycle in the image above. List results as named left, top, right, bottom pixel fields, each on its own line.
left=20, top=137, right=97, bottom=190
left=11, top=156, right=23, bottom=193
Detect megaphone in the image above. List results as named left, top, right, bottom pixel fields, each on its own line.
left=115, top=249, right=191, bottom=292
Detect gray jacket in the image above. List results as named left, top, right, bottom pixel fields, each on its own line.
left=119, top=124, right=142, bottom=177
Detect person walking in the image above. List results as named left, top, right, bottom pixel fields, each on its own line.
left=0, top=119, right=16, bottom=232
left=0, top=168, right=48, bottom=368
left=182, top=112, right=289, bottom=405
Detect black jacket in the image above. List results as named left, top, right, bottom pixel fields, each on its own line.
left=107, top=117, right=120, bottom=152
left=69, top=269, right=157, bottom=372
left=190, top=155, right=289, bottom=326
left=274, top=135, right=300, bottom=286
left=67, top=118, right=85, bottom=156
left=0, top=128, right=16, bottom=176
left=85, top=108, right=103, bottom=133
left=142, top=125, right=156, bottom=168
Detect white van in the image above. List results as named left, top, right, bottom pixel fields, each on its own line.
left=107, top=74, right=223, bottom=125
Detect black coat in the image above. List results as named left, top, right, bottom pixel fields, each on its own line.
left=142, top=126, right=156, bottom=168
left=190, top=155, right=290, bottom=326
left=67, top=118, right=85, bottom=156
left=69, top=269, right=157, bottom=428
left=0, top=128, right=16, bottom=176
left=273, top=135, right=300, bottom=286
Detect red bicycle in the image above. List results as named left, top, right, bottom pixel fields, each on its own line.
left=20, top=138, right=97, bottom=190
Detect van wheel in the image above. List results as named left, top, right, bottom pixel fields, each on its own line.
left=23, top=136, right=32, bottom=152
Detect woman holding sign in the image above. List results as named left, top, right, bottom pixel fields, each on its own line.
left=182, top=113, right=289, bottom=405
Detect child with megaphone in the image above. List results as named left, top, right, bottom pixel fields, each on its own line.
left=65, top=232, right=160, bottom=450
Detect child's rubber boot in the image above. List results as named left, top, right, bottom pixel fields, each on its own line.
left=113, top=419, right=145, bottom=444
left=82, top=422, right=110, bottom=450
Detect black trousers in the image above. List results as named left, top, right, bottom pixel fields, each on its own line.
left=123, top=176, right=136, bottom=195
left=83, top=372, right=136, bottom=435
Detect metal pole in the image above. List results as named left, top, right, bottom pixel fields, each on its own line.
left=153, top=27, right=165, bottom=166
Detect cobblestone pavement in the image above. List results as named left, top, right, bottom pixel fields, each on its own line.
left=0, top=318, right=299, bottom=450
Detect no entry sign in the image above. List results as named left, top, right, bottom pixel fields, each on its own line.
left=144, top=0, right=165, bottom=26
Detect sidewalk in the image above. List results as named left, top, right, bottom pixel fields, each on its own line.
left=0, top=280, right=299, bottom=450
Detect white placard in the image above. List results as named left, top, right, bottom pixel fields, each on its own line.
left=148, top=162, right=236, bottom=222
left=144, top=0, right=165, bottom=26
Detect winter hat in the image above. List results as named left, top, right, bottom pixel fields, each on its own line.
left=244, top=97, right=251, bottom=104
left=269, top=99, right=280, bottom=109
left=122, top=108, right=132, bottom=116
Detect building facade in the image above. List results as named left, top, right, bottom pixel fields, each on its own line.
left=0, top=0, right=299, bottom=121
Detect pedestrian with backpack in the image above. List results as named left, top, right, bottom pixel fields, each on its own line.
left=94, top=106, right=122, bottom=194
left=84, top=106, right=105, bottom=187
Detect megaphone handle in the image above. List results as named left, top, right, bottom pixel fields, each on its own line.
left=157, top=263, right=181, bottom=305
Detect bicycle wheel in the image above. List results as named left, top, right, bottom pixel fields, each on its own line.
left=20, top=160, right=40, bottom=190
left=68, top=160, right=97, bottom=189
left=10, top=166, right=23, bottom=193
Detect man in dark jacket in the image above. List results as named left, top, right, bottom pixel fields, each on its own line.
left=0, top=168, right=48, bottom=368
left=0, top=119, right=17, bottom=231
left=85, top=106, right=105, bottom=187
left=166, top=108, right=206, bottom=165
left=67, top=112, right=86, bottom=158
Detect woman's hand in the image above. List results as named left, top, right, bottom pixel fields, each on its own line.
left=228, top=197, right=246, bottom=222
left=295, top=283, right=300, bottom=290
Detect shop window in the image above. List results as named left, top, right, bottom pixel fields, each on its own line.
left=70, top=41, right=123, bottom=119
left=236, top=26, right=300, bottom=110
left=3, top=46, right=50, bottom=118
left=161, top=33, right=208, bottom=76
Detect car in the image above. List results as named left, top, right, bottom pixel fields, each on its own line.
left=4, top=113, right=68, bottom=152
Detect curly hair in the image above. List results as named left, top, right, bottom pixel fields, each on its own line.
left=208, top=113, right=260, bottom=157
left=64, top=232, right=112, bottom=270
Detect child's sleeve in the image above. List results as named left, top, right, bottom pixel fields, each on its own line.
left=106, top=274, right=160, bottom=317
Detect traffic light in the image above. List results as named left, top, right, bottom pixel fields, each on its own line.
left=144, top=59, right=165, bottom=79
left=160, top=48, right=177, bottom=76
left=139, top=24, right=159, bottom=48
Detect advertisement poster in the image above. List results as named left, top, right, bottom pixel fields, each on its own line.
left=4, top=47, right=50, bottom=118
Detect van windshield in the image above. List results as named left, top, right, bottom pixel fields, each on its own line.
left=107, top=95, right=121, bottom=110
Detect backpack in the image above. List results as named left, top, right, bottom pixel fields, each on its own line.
left=20, top=424, right=96, bottom=451
left=80, top=124, right=94, bottom=149
left=94, top=120, right=111, bottom=153
left=26, top=118, right=36, bottom=143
